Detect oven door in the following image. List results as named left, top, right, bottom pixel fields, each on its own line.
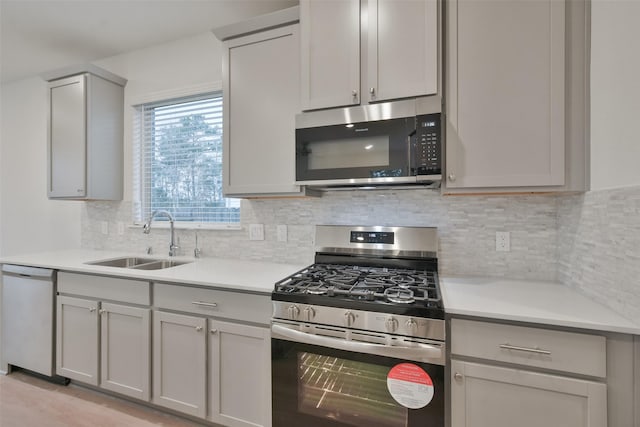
left=271, top=324, right=444, bottom=427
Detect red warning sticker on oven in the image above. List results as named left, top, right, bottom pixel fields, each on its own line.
left=387, top=363, right=434, bottom=409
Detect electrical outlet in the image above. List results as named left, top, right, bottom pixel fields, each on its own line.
left=249, top=224, right=265, bottom=241
left=117, top=222, right=125, bottom=235
left=496, top=231, right=510, bottom=252
left=277, top=225, right=288, bottom=242
left=101, top=221, right=109, bottom=235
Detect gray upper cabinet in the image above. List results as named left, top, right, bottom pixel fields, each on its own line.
left=444, top=0, right=589, bottom=193
left=300, top=0, right=438, bottom=111
left=47, top=67, right=125, bottom=200
left=300, top=0, right=360, bottom=109
left=220, top=10, right=313, bottom=197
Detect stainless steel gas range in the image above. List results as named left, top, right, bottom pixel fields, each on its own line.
left=271, top=225, right=445, bottom=427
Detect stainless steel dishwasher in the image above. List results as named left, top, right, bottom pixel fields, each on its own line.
left=1, top=264, right=57, bottom=377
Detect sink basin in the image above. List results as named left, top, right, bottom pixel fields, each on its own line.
left=133, top=260, right=190, bottom=270
left=86, top=257, right=191, bottom=270
left=87, top=257, right=161, bottom=268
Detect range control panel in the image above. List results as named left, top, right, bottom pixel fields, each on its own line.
left=415, top=113, right=441, bottom=175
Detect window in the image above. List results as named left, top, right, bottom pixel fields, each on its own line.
left=133, top=92, right=240, bottom=225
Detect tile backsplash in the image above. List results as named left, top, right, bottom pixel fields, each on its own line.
left=82, top=189, right=560, bottom=281
left=557, top=185, right=640, bottom=321
left=82, top=186, right=640, bottom=320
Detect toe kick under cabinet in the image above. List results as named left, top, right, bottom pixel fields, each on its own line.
left=152, top=282, right=272, bottom=427
left=450, top=318, right=608, bottom=427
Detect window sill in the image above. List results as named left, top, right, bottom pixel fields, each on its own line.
left=130, top=222, right=242, bottom=231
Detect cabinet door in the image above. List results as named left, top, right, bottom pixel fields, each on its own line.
left=56, top=296, right=99, bottom=385
left=300, top=0, right=360, bottom=110
left=152, top=311, right=206, bottom=418
left=209, top=320, right=271, bottom=427
left=48, top=75, right=87, bottom=198
left=223, top=24, right=303, bottom=196
left=445, top=0, right=565, bottom=189
left=451, top=360, right=607, bottom=427
left=367, top=0, right=438, bottom=103
left=100, top=303, right=151, bottom=401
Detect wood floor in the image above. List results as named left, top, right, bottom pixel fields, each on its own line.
left=0, top=371, right=205, bottom=427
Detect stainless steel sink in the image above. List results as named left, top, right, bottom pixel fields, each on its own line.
left=86, top=257, right=191, bottom=270
left=132, top=260, right=190, bottom=270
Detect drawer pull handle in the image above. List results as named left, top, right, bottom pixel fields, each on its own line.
left=499, top=343, right=551, bottom=355
left=192, top=301, right=218, bottom=308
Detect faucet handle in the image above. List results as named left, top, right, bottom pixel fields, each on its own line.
left=169, top=244, right=180, bottom=257
left=146, top=246, right=153, bottom=255
left=194, top=232, right=201, bottom=258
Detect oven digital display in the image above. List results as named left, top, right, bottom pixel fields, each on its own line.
left=350, top=231, right=395, bottom=244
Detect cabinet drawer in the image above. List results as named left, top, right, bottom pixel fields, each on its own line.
left=451, top=318, right=606, bottom=377
left=58, top=272, right=150, bottom=305
left=154, top=283, right=271, bottom=325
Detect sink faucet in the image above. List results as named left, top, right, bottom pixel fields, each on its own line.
left=143, top=210, right=179, bottom=257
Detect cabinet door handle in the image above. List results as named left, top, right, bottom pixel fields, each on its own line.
left=195, top=326, right=203, bottom=332
left=448, top=173, right=456, bottom=182
left=454, top=372, right=463, bottom=381
left=192, top=301, right=217, bottom=308
left=369, top=87, right=375, bottom=96
left=89, top=307, right=96, bottom=312
left=499, top=343, right=551, bottom=355
left=351, top=89, right=358, bottom=98
left=98, top=309, right=106, bottom=315
left=210, top=329, right=218, bottom=334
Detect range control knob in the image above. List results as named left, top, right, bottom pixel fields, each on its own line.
left=344, top=311, right=356, bottom=327
left=385, top=317, right=399, bottom=333
left=287, top=304, right=300, bottom=320
left=303, top=306, right=316, bottom=321
left=406, top=318, right=418, bottom=333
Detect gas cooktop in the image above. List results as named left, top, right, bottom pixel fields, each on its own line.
left=273, top=262, right=444, bottom=318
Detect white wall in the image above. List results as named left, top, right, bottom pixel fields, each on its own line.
left=0, top=32, right=220, bottom=257
left=590, top=0, right=640, bottom=190
left=95, top=32, right=222, bottom=202
left=0, top=78, right=81, bottom=256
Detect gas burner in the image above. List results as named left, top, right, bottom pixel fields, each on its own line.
left=383, top=287, right=415, bottom=304
left=305, top=284, right=329, bottom=295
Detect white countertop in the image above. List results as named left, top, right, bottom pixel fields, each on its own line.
left=0, top=249, right=307, bottom=294
left=440, top=276, right=640, bottom=335
left=2, top=250, right=639, bottom=335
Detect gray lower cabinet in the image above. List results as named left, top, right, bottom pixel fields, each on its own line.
left=99, top=302, right=151, bottom=401
left=450, top=318, right=608, bottom=427
left=153, top=282, right=273, bottom=426
left=152, top=311, right=207, bottom=418
left=56, top=272, right=151, bottom=400
left=56, top=295, right=100, bottom=385
left=56, top=297, right=151, bottom=400
left=451, top=360, right=607, bottom=427
left=209, top=319, right=271, bottom=427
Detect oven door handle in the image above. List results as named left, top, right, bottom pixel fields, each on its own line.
left=271, top=324, right=444, bottom=364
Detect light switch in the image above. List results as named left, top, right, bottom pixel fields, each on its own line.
left=249, top=224, right=265, bottom=241
left=277, top=225, right=288, bottom=242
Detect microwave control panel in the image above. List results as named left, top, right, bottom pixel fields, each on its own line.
left=415, top=113, right=441, bottom=175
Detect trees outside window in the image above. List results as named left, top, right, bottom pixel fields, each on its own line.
left=135, top=93, right=239, bottom=224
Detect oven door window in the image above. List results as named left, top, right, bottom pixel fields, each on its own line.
left=272, top=339, right=444, bottom=427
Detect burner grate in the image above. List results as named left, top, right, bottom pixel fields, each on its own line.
left=274, top=263, right=441, bottom=306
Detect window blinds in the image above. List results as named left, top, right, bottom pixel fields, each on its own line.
left=133, top=93, right=240, bottom=224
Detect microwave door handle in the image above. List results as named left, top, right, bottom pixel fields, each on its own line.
left=407, top=130, right=416, bottom=175
left=272, top=324, right=443, bottom=364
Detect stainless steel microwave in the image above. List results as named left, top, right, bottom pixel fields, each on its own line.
left=295, top=98, right=442, bottom=189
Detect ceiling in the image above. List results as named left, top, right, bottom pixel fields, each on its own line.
left=0, top=0, right=298, bottom=84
